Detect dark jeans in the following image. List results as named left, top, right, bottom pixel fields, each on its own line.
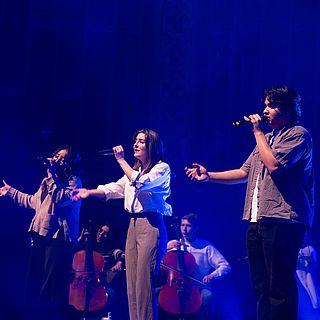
left=246, top=221, right=306, bottom=320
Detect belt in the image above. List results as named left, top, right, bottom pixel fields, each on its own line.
left=130, top=211, right=160, bottom=219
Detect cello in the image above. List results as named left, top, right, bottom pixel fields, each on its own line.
left=69, top=226, right=107, bottom=312
left=158, top=217, right=202, bottom=317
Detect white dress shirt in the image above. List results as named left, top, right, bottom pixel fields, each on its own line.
left=167, top=238, right=231, bottom=280
left=97, top=161, right=172, bottom=216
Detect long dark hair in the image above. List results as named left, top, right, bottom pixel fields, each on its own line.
left=132, top=129, right=165, bottom=174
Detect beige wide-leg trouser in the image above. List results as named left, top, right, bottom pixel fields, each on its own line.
left=125, top=213, right=167, bottom=320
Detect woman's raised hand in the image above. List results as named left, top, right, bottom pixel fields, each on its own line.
left=113, top=145, right=124, bottom=162
left=0, top=180, right=10, bottom=197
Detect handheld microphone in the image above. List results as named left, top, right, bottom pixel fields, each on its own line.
left=98, top=145, right=128, bottom=156
left=232, top=115, right=267, bottom=127
left=37, top=156, right=51, bottom=167
left=37, top=156, right=70, bottom=172
left=98, top=148, right=114, bottom=156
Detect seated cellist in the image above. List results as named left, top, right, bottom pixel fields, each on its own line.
left=75, top=221, right=126, bottom=319
left=166, top=213, right=231, bottom=319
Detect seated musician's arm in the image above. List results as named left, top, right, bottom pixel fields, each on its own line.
left=207, top=245, right=231, bottom=279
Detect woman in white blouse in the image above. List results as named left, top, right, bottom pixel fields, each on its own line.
left=72, top=129, right=172, bottom=320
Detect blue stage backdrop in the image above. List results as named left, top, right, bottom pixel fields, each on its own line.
left=0, top=1, right=319, bottom=319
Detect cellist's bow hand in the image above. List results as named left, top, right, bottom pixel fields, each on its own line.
left=0, top=180, right=10, bottom=197
left=202, top=274, right=214, bottom=284
left=110, top=261, right=123, bottom=272
left=185, top=163, right=209, bottom=182
left=167, top=240, right=181, bottom=251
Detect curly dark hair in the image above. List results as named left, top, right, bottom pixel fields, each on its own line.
left=263, top=86, right=302, bottom=124
left=52, top=145, right=81, bottom=179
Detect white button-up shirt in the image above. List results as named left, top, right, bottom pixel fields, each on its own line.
left=97, top=161, right=172, bottom=216
left=167, top=238, right=231, bottom=280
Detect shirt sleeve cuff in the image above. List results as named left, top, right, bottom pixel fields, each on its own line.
left=211, top=270, right=219, bottom=278
left=6, top=187, right=17, bottom=198
left=240, top=164, right=249, bottom=174
left=97, top=185, right=109, bottom=200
